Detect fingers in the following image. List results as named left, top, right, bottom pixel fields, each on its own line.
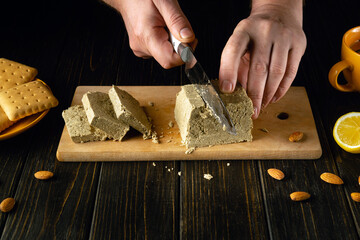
left=132, top=25, right=183, bottom=68
left=237, top=52, right=250, bottom=90
left=246, top=33, right=273, bottom=119
left=189, top=38, right=198, bottom=51
left=271, top=47, right=304, bottom=103
left=153, top=0, right=195, bottom=43
left=219, top=27, right=250, bottom=93
left=261, top=40, right=290, bottom=108
left=145, top=27, right=183, bottom=69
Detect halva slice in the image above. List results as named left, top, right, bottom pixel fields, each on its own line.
left=108, top=86, right=152, bottom=139
left=82, top=91, right=129, bottom=141
left=62, top=105, right=109, bottom=143
left=174, top=83, right=253, bottom=148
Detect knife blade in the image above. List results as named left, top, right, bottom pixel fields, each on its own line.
left=169, top=33, right=236, bottom=135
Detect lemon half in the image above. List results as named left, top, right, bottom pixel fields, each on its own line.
left=333, top=112, right=360, bottom=153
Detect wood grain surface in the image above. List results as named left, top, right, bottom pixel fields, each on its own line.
left=0, top=0, right=360, bottom=239
left=57, top=86, right=322, bottom=161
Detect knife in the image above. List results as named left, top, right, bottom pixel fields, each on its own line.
left=169, top=33, right=236, bottom=135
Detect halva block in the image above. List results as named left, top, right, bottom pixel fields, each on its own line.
left=174, top=83, right=253, bottom=148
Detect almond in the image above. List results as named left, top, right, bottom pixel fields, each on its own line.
left=0, top=198, right=15, bottom=212
left=320, top=172, right=344, bottom=185
left=267, top=168, right=285, bottom=180
left=290, top=191, right=311, bottom=201
left=34, top=171, right=54, bottom=180
left=289, top=131, right=304, bottom=142
left=351, top=192, right=360, bottom=202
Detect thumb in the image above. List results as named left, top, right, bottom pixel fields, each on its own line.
left=153, top=0, right=195, bottom=43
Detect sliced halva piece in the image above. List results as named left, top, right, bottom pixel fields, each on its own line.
left=62, top=105, right=109, bottom=143
left=174, top=82, right=253, bottom=148
left=82, top=91, right=129, bottom=141
left=108, top=86, right=152, bottom=139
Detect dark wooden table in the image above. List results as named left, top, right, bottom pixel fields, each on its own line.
left=1, top=0, right=360, bottom=239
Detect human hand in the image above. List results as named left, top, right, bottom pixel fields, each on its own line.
left=104, top=0, right=195, bottom=69
left=219, top=0, right=306, bottom=119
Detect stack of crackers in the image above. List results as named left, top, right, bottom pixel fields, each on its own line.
left=0, top=58, right=59, bottom=133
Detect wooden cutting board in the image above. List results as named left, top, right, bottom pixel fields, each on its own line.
left=56, top=86, right=322, bottom=161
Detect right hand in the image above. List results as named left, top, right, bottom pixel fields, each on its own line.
left=104, top=0, right=195, bottom=69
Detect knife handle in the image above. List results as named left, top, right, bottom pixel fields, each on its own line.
left=169, top=32, right=182, bottom=54
left=169, top=33, right=192, bottom=63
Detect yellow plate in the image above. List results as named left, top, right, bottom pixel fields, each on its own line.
left=0, top=110, right=49, bottom=140
left=0, top=79, right=53, bottom=140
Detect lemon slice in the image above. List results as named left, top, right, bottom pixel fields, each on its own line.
left=333, top=112, right=360, bottom=153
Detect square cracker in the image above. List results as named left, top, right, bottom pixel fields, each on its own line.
left=0, top=80, right=58, bottom=121
left=0, top=58, right=38, bottom=92
left=0, top=106, right=14, bottom=132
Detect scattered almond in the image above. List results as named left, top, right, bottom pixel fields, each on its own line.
left=34, top=171, right=54, bottom=180
left=290, top=191, right=311, bottom=201
left=320, top=172, right=344, bottom=185
left=259, top=128, right=269, bottom=133
left=351, top=192, right=360, bottom=202
left=289, top=131, right=304, bottom=142
left=267, top=168, right=285, bottom=180
left=0, top=198, right=15, bottom=212
left=204, top=173, right=213, bottom=180
left=185, top=147, right=196, bottom=155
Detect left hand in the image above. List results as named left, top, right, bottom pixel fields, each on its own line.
left=218, top=1, right=306, bottom=119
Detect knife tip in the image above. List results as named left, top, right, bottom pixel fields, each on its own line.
left=223, top=124, right=237, bottom=135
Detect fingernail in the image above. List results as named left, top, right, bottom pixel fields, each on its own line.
left=221, top=81, right=233, bottom=93
left=180, top=28, right=193, bottom=39
left=252, top=107, right=258, bottom=119
left=270, top=96, right=277, bottom=103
